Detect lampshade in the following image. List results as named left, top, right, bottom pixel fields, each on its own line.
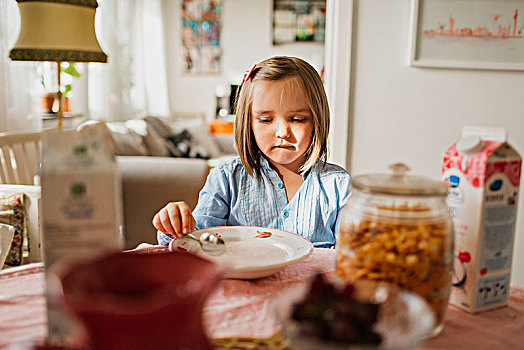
left=9, top=0, right=107, bottom=63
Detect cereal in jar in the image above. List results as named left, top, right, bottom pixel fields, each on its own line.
left=336, top=163, right=454, bottom=338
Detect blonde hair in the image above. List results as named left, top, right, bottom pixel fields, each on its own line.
left=234, top=56, right=330, bottom=177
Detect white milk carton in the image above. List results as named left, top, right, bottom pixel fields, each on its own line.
left=442, top=126, right=521, bottom=313
left=41, top=123, right=123, bottom=344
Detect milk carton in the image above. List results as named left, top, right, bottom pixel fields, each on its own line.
left=41, top=123, right=123, bottom=344
left=442, top=126, right=521, bottom=313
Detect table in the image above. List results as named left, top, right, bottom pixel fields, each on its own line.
left=1, top=248, right=523, bottom=349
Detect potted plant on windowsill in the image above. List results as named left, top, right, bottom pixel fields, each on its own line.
left=41, top=62, right=81, bottom=113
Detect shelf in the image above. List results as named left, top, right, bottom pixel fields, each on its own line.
left=41, top=113, right=87, bottom=129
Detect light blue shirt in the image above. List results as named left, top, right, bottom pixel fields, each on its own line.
left=158, top=155, right=351, bottom=248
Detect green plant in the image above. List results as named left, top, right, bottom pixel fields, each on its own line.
left=40, top=62, right=81, bottom=98
left=61, top=62, right=81, bottom=97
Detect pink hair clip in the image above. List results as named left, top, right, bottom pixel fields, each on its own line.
left=241, top=64, right=257, bottom=86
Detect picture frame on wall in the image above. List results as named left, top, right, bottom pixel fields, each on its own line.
left=272, top=0, right=326, bottom=45
left=408, top=0, right=524, bottom=71
left=181, top=0, right=222, bottom=75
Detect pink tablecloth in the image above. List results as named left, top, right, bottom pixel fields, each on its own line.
left=422, top=286, right=524, bottom=349
left=1, top=248, right=523, bottom=349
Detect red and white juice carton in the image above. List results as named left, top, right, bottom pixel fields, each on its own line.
left=442, top=126, right=521, bottom=313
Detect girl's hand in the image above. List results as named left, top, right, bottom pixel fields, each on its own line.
left=152, top=201, right=196, bottom=239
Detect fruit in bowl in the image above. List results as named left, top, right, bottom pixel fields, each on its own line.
left=281, top=274, right=435, bottom=350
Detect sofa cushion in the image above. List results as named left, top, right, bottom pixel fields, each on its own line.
left=166, top=129, right=210, bottom=159
left=143, top=116, right=183, bottom=156
left=144, top=116, right=174, bottom=138
left=125, top=119, right=171, bottom=157
left=168, top=118, right=223, bottom=159
left=106, top=122, right=149, bottom=156
left=79, top=119, right=173, bottom=157
left=81, top=116, right=228, bottom=159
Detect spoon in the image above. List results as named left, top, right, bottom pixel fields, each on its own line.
left=186, top=232, right=226, bottom=256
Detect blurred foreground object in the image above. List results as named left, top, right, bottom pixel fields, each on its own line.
left=282, top=274, right=435, bottom=349
left=41, top=124, right=122, bottom=345
left=49, top=250, right=223, bottom=350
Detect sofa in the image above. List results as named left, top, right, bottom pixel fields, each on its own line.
left=82, top=115, right=236, bottom=249
left=0, top=115, right=235, bottom=267
left=118, top=155, right=209, bottom=249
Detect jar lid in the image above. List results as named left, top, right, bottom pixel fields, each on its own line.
left=352, top=163, right=448, bottom=196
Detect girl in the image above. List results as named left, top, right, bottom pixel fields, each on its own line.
left=153, top=56, right=350, bottom=248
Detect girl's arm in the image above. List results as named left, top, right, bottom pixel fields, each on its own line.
left=192, top=165, right=231, bottom=228
left=154, top=165, right=232, bottom=245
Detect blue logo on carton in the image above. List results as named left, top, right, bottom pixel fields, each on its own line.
left=449, top=175, right=460, bottom=188
left=490, top=179, right=503, bottom=191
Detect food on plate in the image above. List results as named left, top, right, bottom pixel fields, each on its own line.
left=290, top=274, right=382, bottom=346
left=255, top=230, right=272, bottom=238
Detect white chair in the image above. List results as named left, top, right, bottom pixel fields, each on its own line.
left=0, top=130, right=42, bottom=185
left=0, top=130, right=43, bottom=263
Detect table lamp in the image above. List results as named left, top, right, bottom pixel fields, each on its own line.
left=9, top=0, right=107, bottom=130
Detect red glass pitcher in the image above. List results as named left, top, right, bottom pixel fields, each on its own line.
left=54, top=250, right=223, bottom=350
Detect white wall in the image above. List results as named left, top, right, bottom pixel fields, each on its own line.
left=163, top=0, right=325, bottom=120
left=349, top=0, right=524, bottom=287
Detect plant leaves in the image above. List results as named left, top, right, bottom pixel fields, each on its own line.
left=63, top=84, right=72, bottom=96
left=62, top=63, right=81, bottom=78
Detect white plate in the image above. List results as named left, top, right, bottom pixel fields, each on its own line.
left=170, top=226, right=313, bottom=279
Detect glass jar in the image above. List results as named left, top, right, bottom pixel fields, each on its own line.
left=336, top=163, right=454, bottom=338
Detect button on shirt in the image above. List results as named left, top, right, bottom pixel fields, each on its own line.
left=158, top=155, right=351, bottom=248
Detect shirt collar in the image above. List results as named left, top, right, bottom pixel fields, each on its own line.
left=259, top=153, right=271, bottom=171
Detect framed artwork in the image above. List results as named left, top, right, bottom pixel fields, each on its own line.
left=181, top=0, right=222, bottom=74
left=273, top=0, right=326, bottom=45
left=408, top=0, right=524, bottom=71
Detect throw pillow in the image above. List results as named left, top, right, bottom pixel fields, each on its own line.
left=0, top=223, right=15, bottom=268
left=168, top=118, right=224, bottom=159
left=143, top=116, right=183, bottom=156
left=0, top=194, right=25, bottom=267
left=144, top=116, right=175, bottom=138
left=126, top=119, right=171, bottom=157
left=105, top=122, right=149, bottom=156
left=166, top=129, right=210, bottom=159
